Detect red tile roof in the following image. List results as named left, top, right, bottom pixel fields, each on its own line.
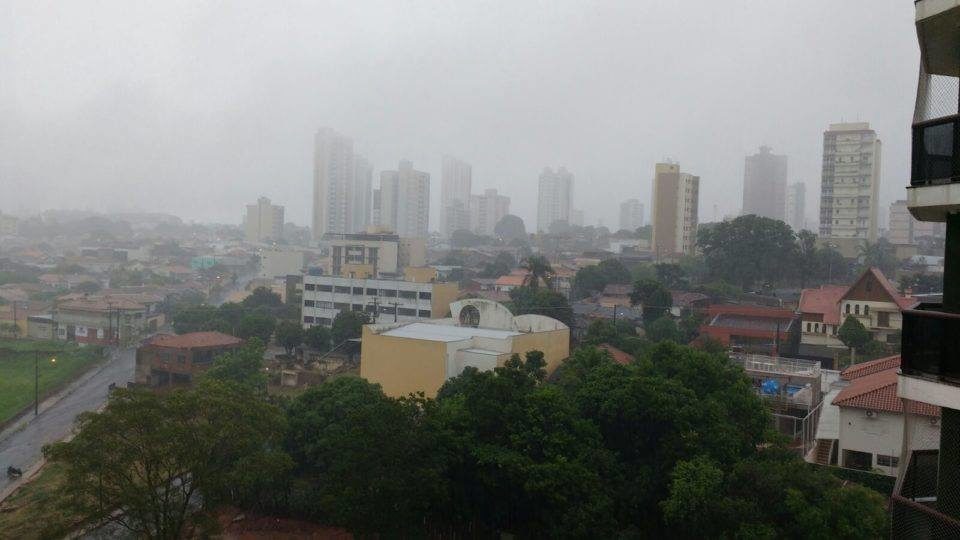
left=841, top=355, right=902, bottom=380
left=598, top=343, right=633, bottom=365
left=146, top=331, right=242, bottom=349
left=798, top=285, right=847, bottom=325
left=833, top=362, right=939, bottom=417
left=494, top=274, right=527, bottom=287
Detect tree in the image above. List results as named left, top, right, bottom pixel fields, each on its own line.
left=44, top=382, right=290, bottom=539
left=494, top=214, right=527, bottom=242
left=519, top=255, right=554, bottom=289
left=237, top=312, right=275, bottom=343
left=900, top=272, right=941, bottom=294
left=285, top=377, right=445, bottom=534
left=508, top=286, right=573, bottom=327
left=645, top=316, right=679, bottom=343
left=655, top=263, right=689, bottom=290
left=795, top=229, right=819, bottom=288
left=172, top=304, right=219, bottom=334
left=275, top=320, right=304, bottom=355
left=583, top=318, right=635, bottom=345
left=451, top=229, right=485, bottom=248
left=838, top=315, right=872, bottom=366
left=303, top=325, right=332, bottom=352
left=202, top=338, right=268, bottom=391
left=331, top=310, right=369, bottom=348
left=630, top=278, right=672, bottom=323
left=242, top=286, right=283, bottom=309
left=479, top=251, right=516, bottom=278
left=858, top=239, right=899, bottom=277
left=697, top=215, right=798, bottom=289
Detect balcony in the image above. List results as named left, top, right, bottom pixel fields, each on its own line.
left=891, top=449, right=960, bottom=538
left=899, top=304, right=960, bottom=410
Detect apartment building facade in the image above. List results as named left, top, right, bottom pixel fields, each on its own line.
left=537, top=167, right=573, bottom=232
left=380, top=160, right=431, bottom=238
left=244, top=196, right=284, bottom=243
left=742, top=145, right=788, bottom=221
left=619, top=198, right=644, bottom=231
left=651, top=162, right=699, bottom=257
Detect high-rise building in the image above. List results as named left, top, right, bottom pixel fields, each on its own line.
left=742, top=145, right=788, bottom=221
left=313, top=127, right=354, bottom=240
left=619, top=199, right=644, bottom=231
left=372, top=188, right=382, bottom=227
left=818, top=122, right=882, bottom=256
left=441, top=156, right=472, bottom=237
left=888, top=199, right=945, bottom=246
left=244, top=196, right=284, bottom=243
left=785, top=182, right=806, bottom=232
left=380, top=160, right=430, bottom=238
left=537, top=167, right=573, bottom=232
left=651, top=162, right=699, bottom=257
left=570, top=209, right=584, bottom=227
left=469, top=188, right=510, bottom=237
left=349, top=156, right=373, bottom=233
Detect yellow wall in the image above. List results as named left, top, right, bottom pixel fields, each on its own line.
left=510, top=328, right=570, bottom=375
left=341, top=264, right=375, bottom=279
left=403, top=266, right=438, bottom=283
left=430, top=282, right=461, bottom=318
left=360, top=326, right=449, bottom=398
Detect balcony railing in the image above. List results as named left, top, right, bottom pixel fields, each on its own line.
left=901, top=303, right=960, bottom=383
left=891, top=449, right=960, bottom=538
left=912, top=116, right=960, bottom=187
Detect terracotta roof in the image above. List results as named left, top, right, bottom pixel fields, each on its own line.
left=495, top=274, right=527, bottom=287
left=671, top=291, right=709, bottom=308
left=833, top=364, right=940, bottom=417
left=146, top=331, right=242, bottom=349
left=598, top=343, right=633, bottom=365
left=841, top=355, right=902, bottom=380
left=842, top=267, right=918, bottom=311
left=798, top=285, right=847, bottom=325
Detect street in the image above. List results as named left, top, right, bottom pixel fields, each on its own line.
left=0, top=346, right=135, bottom=497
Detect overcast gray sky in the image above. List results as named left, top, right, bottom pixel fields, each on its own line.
left=0, top=1, right=918, bottom=231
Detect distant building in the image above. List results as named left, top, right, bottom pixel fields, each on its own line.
left=651, top=162, right=700, bottom=257
left=785, top=182, right=806, bottom=232
left=537, top=167, right=574, bottom=232
left=135, top=332, right=242, bottom=388
left=570, top=209, right=584, bottom=227
left=698, top=304, right=797, bottom=353
left=258, top=249, right=305, bottom=279
left=0, top=212, right=18, bottom=236
left=350, top=156, right=373, bottom=233
left=53, top=297, right=154, bottom=345
left=441, top=156, right=472, bottom=237
left=469, top=188, right=510, bottom=237
left=244, top=196, right=284, bottom=243
left=360, top=299, right=569, bottom=398
left=321, top=230, right=425, bottom=279
left=818, top=122, right=882, bottom=257
left=742, top=145, right=788, bottom=221
left=619, top=199, right=644, bottom=231
left=313, top=127, right=354, bottom=240
left=888, top=199, right=945, bottom=246
left=380, top=160, right=430, bottom=238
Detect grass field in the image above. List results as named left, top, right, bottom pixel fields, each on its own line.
left=0, top=462, right=79, bottom=538
left=0, top=339, right=104, bottom=425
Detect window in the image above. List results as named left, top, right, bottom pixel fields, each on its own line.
left=418, top=310, right=431, bottom=318
left=864, top=305, right=869, bottom=316
left=352, top=287, right=363, bottom=295
left=877, top=455, right=899, bottom=468
left=399, top=290, right=417, bottom=299
left=317, top=284, right=333, bottom=292
left=334, top=286, right=351, bottom=294
left=318, top=317, right=332, bottom=326
left=821, top=324, right=827, bottom=334
left=382, top=289, right=397, bottom=297
left=806, top=322, right=811, bottom=332
left=334, top=302, right=349, bottom=310
left=845, top=304, right=850, bottom=314
left=855, top=304, right=860, bottom=315
left=304, top=283, right=315, bottom=291
left=366, top=288, right=377, bottom=295
left=814, top=323, right=820, bottom=333
left=303, top=300, right=315, bottom=307
left=397, top=307, right=416, bottom=316
left=352, top=304, right=363, bottom=311
left=419, top=291, right=432, bottom=300
left=877, top=311, right=890, bottom=327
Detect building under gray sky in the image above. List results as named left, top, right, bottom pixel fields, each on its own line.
left=742, top=146, right=787, bottom=221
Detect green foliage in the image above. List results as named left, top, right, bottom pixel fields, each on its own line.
left=43, top=382, right=290, bottom=539
left=572, top=259, right=631, bottom=299
left=900, top=272, right=941, bottom=294
left=303, top=325, right=332, bottom=352
left=655, top=263, right=689, bottom=290
left=635, top=224, right=652, bottom=240
left=838, top=315, right=871, bottom=353
left=238, top=312, right=275, bottom=343
left=519, top=255, right=554, bottom=289
left=331, top=310, right=369, bottom=348
left=645, top=316, right=679, bottom=343
left=858, top=238, right=899, bottom=277
left=630, top=278, right=672, bottom=322
left=508, top=286, right=573, bottom=327
left=202, top=339, right=267, bottom=391
left=242, top=286, right=283, bottom=309
left=275, top=320, right=304, bottom=355
left=583, top=318, right=635, bottom=345
left=494, top=214, right=527, bottom=242
left=698, top=214, right=799, bottom=289
left=678, top=311, right=705, bottom=344
left=478, top=251, right=516, bottom=278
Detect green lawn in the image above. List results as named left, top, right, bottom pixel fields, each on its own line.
left=0, top=340, right=105, bottom=425
left=0, top=462, right=80, bottom=538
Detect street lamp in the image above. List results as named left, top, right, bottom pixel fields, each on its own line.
left=34, top=352, right=56, bottom=416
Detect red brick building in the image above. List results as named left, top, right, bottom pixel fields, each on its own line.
left=699, top=304, right=798, bottom=354
left=135, top=331, right=242, bottom=388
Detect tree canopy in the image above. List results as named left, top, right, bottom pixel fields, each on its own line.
left=630, top=278, right=672, bottom=323
left=494, top=214, right=527, bottom=242
left=508, top=286, right=573, bottom=327
left=698, top=215, right=798, bottom=289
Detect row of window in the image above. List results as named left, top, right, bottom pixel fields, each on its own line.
left=805, top=322, right=835, bottom=335
left=303, top=283, right=431, bottom=300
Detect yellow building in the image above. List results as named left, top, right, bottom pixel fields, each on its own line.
left=360, top=299, right=569, bottom=398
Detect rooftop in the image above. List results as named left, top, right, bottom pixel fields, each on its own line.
left=798, top=285, right=848, bottom=325
left=841, top=355, right=903, bottom=381
left=380, top=322, right=521, bottom=342
left=833, top=360, right=939, bottom=417
left=145, top=331, right=242, bottom=349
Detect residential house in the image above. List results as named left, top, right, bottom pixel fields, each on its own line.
left=699, top=305, right=798, bottom=353
left=135, top=331, right=243, bottom=388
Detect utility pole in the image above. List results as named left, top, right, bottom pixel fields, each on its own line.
left=391, top=302, right=400, bottom=323
left=612, top=304, right=618, bottom=335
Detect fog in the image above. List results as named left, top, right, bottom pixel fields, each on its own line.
left=0, top=1, right=918, bottom=230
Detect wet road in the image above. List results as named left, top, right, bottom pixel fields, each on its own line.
left=0, top=347, right=135, bottom=497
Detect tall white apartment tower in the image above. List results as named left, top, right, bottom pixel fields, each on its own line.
left=441, top=156, right=473, bottom=237
left=619, top=199, right=644, bottom=231
left=818, top=122, right=882, bottom=256
left=469, top=188, right=511, bottom=237
left=350, top=155, right=373, bottom=233
left=651, top=162, right=700, bottom=257
left=244, top=196, right=284, bottom=243
left=785, top=182, right=807, bottom=232
left=313, top=127, right=354, bottom=240
left=380, top=160, right=431, bottom=238
left=537, top=167, right=573, bottom=232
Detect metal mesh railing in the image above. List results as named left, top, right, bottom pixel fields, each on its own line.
left=915, top=66, right=959, bottom=123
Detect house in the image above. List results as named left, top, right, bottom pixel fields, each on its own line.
left=360, top=299, right=569, bottom=398
left=699, top=304, right=798, bottom=354
left=135, top=331, right=243, bottom=388
left=669, top=291, right=710, bottom=317
left=52, top=297, right=149, bottom=345
left=813, top=356, right=940, bottom=477
left=797, top=268, right=917, bottom=359
left=493, top=271, right=528, bottom=292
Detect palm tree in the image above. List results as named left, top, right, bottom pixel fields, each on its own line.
left=520, top=255, right=554, bottom=289
left=858, top=239, right=898, bottom=277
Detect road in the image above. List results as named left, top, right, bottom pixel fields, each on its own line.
left=0, top=347, right=135, bottom=497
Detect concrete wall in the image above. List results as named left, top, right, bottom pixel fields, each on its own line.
left=511, top=328, right=570, bottom=376
left=259, top=250, right=304, bottom=279
left=359, top=325, right=448, bottom=398
left=838, top=407, right=940, bottom=477
left=430, top=283, right=461, bottom=319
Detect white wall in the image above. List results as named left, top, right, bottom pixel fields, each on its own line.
left=837, top=407, right=941, bottom=477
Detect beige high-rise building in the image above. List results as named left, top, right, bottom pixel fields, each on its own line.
left=349, top=156, right=373, bottom=233
left=380, top=160, right=430, bottom=238
left=742, top=146, right=788, bottom=221
left=619, top=199, right=644, bottom=231
left=469, top=188, right=510, bottom=237
left=888, top=199, right=945, bottom=246
left=244, top=196, right=284, bottom=243
left=313, top=127, right=354, bottom=240
left=537, top=167, right=573, bottom=232
left=441, top=156, right=472, bottom=237
left=651, top=162, right=699, bottom=257
left=818, top=122, right=882, bottom=256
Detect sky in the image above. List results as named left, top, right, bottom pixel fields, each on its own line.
left=0, top=1, right=919, bottom=231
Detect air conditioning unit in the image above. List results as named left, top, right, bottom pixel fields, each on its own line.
left=865, top=410, right=876, bottom=418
